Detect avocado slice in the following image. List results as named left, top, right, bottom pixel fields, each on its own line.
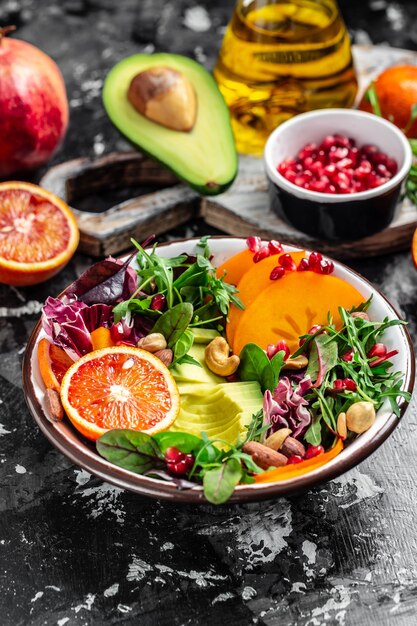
left=103, top=53, right=238, bottom=195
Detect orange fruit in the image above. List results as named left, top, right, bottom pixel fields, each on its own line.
left=359, top=65, right=417, bottom=138
left=0, top=181, right=79, bottom=286
left=60, top=346, right=180, bottom=441
left=38, top=337, right=75, bottom=392
left=412, top=228, right=417, bottom=269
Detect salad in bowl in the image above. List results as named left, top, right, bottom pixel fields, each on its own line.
left=24, top=237, right=414, bottom=504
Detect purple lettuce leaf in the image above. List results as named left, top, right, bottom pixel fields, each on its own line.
left=68, top=252, right=137, bottom=305
left=263, top=376, right=312, bottom=439
left=42, top=296, right=114, bottom=360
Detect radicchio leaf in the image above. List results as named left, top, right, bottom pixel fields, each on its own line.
left=42, top=296, right=113, bottom=360
left=69, top=253, right=137, bottom=305
left=263, top=376, right=312, bottom=439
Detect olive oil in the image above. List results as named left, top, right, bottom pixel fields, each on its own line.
left=214, top=0, right=358, bottom=154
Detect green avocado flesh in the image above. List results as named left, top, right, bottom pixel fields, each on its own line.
left=103, top=53, right=238, bottom=195
left=170, top=344, right=263, bottom=446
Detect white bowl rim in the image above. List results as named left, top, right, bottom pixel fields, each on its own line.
left=264, top=108, right=413, bottom=203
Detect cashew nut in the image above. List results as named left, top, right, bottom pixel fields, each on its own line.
left=205, top=337, right=240, bottom=376
left=346, top=401, right=376, bottom=434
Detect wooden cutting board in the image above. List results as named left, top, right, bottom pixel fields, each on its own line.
left=40, top=44, right=417, bottom=259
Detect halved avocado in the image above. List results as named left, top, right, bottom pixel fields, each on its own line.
left=103, top=53, right=238, bottom=195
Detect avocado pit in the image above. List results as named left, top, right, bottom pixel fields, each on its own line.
left=127, top=66, right=197, bottom=132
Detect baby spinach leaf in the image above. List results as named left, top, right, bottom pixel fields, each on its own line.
left=152, top=302, right=193, bottom=347
left=239, top=343, right=285, bottom=392
left=203, top=457, right=242, bottom=505
left=153, top=431, right=203, bottom=454
left=173, top=328, right=194, bottom=364
left=96, top=429, right=164, bottom=473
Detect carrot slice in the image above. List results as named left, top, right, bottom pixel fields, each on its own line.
left=91, top=327, right=114, bottom=351
left=254, top=438, right=344, bottom=483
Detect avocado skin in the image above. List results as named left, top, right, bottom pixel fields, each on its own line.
left=103, top=53, right=238, bottom=196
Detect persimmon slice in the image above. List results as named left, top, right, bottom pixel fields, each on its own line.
left=60, top=346, right=180, bottom=441
left=0, top=182, right=79, bottom=286
left=232, top=271, right=364, bottom=355
left=226, top=250, right=306, bottom=346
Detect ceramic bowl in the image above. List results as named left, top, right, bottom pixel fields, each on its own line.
left=264, top=109, right=413, bottom=241
left=22, top=237, right=415, bottom=503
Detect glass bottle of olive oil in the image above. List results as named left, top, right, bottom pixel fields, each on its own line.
left=214, top=0, right=358, bottom=155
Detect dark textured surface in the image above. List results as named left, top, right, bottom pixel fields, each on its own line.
left=1, top=1, right=417, bottom=624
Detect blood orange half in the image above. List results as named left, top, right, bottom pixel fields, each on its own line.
left=37, top=337, right=75, bottom=392
left=60, top=346, right=180, bottom=441
left=0, top=181, right=79, bottom=286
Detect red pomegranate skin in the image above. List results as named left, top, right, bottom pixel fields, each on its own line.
left=0, top=36, right=69, bottom=178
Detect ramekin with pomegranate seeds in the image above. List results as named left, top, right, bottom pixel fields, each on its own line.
left=264, top=109, right=412, bottom=241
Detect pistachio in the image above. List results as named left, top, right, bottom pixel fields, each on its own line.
left=242, top=441, right=287, bottom=470
left=282, top=355, right=309, bottom=370
left=337, top=411, right=347, bottom=440
left=346, top=401, right=376, bottom=434
left=137, top=332, right=167, bottom=353
left=127, top=66, right=197, bottom=132
left=154, top=348, right=173, bottom=367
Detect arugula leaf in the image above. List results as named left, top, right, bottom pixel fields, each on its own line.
left=203, top=458, right=242, bottom=504
left=153, top=432, right=203, bottom=454
left=96, top=430, right=164, bottom=473
left=112, top=296, right=153, bottom=323
left=152, top=302, right=193, bottom=347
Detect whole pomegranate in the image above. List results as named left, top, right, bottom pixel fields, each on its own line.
left=0, top=26, right=69, bottom=178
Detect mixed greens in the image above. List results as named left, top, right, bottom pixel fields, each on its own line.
left=40, top=237, right=411, bottom=504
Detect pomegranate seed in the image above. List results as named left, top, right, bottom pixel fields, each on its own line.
left=270, top=265, right=286, bottom=280
left=308, top=324, right=323, bottom=335
left=335, top=157, right=353, bottom=170
left=276, top=340, right=290, bottom=361
left=343, top=378, right=357, bottom=391
left=298, top=143, right=317, bottom=161
left=385, top=158, right=398, bottom=175
left=253, top=246, right=270, bottom=263
left=287, top=455, right=304, bottom=465
left=341, top=349, right=354, bottom=362
left=310, top=180, right=328, bottom=192
left=304, top=445, right=325, bottom=460
left=165, top=447, right=184, bottom=463
left=303, top=156, right=315, bottom=169
left=368, top=343, right=387, bottom=358
left=297, top=257, right=310, bottom=271
left=279, top=253, right=297, bottom=271
left=267, top=344, right=278, bottom=359
left=246, top=236, right=262, bottom=252
left=151, top=293, right=166, bottom=311
left=268, top=240, right=283, bottom=255
left=369, top=349, right=399, bottom=368
left=321, top=135, right=337, bottom=150
left=329, top=147, right=349, bottom=162
left=168, top=455, right=195, bottom=476
left=333, top=379, right=344, bottom=390
left=308, top=251, right=322, bottom=267
left=313, top=259, right=334, bottom=275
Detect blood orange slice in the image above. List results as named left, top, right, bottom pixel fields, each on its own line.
left=37, top=337, right=75, bottom=392
left=0, top=181, right=79, bottom=286
left=60, top=346, right=180, bottom=441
